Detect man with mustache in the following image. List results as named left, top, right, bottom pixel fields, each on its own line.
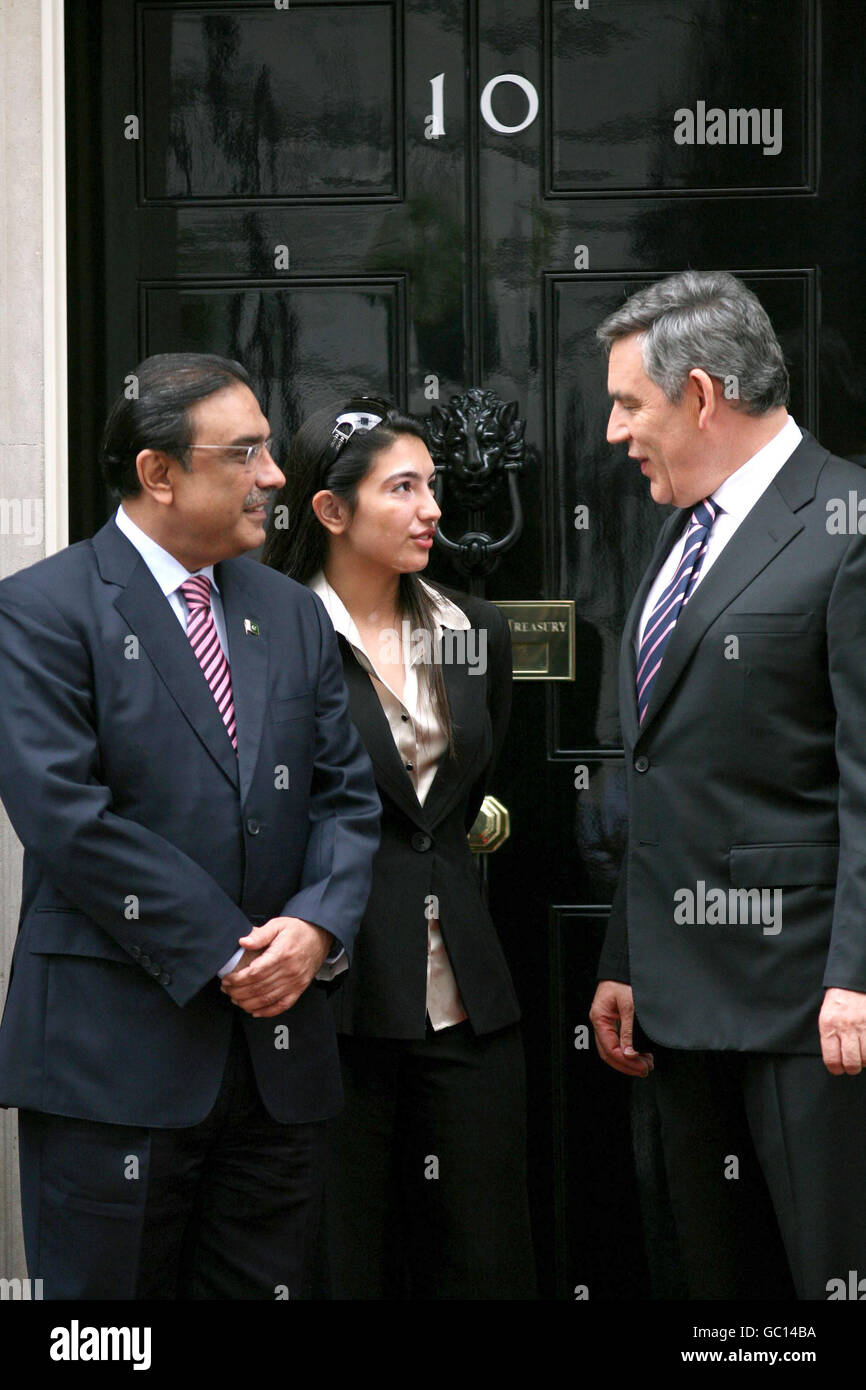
left=0, top=353, right=381, bottom=1299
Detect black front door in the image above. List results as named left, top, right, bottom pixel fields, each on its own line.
left=67, top=0, right=866, bottom=1299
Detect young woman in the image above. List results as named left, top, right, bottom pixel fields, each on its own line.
left=263, top=398, right=535, bottom=1299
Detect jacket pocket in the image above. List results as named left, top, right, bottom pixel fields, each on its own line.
left=725, top=612, right=812, bottom=633
left=28, top=911, right=134, bottom=964
left=271, top=691, right=316, bottom=722
left=729, top=842, right=839, bottom=887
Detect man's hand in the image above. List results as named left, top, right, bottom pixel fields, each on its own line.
left=590, top=980, right=654, bottom=1077
left=818, top=986, right=866, bottom=1075
left=220, top=917, right=335, bottom=1017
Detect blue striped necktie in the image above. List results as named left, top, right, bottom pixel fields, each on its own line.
left=636, top=497, right=720, bottom=724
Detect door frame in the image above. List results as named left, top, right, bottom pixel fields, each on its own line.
left=44, top=0, right=68, bottom=556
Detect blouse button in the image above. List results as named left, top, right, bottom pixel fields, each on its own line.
left=401, top=713, right=409, bottom=722
left=405, top=761, right=414, bottom=770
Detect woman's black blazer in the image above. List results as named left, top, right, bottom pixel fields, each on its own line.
left=330, top=584, right=521, bottom=1039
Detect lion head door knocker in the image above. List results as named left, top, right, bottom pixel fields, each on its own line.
left=425, top=388, right=525, bottom=580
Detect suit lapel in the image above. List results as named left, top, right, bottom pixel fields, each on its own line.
left=217, top=560, right=269, bottom=807
left=338, top=626, right=482, bottom=831
left=96, top=522, right=239, bottom=790
left=421, top=646, right=480, bottom=827
left=636, top=436, right=822, bottom=738
left=339, top=637, right=430, bottom=830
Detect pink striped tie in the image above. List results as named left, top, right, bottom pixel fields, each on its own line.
left=179, top=576, right=237, bottom=751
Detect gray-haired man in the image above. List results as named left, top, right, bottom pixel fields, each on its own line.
left=589, top=271, right=866, bottom=1299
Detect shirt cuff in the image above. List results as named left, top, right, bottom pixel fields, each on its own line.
left=316, top=947, right=348, bottom=982
left=217, top=946, right=245, bottom=978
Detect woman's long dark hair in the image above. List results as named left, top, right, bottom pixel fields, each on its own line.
left=263, top=401, right=455, bottom=755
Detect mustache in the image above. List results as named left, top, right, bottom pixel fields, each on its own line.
left=243, top=489, right=275, bottom=508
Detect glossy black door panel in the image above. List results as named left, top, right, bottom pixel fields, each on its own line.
left=140, top=3, right=400, bottom=202
left=547, top=0, right=815, bottom=196
left=142, top=279, right=406, bottom=446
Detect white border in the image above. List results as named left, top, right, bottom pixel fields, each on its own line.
left=41, top=0, right=68, bottom=555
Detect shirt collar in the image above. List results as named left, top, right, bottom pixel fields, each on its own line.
left=114, top=504, right=220, bottom=598
left=710, top=415, right=802, bottom=523
left=308, top=570, right=470, bottom=667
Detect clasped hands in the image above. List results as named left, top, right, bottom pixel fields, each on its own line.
left=590, top=980, right=866, bottom=1077
left=220, top=916, right=334, bottom=1018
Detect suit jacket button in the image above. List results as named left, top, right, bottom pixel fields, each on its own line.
left=160, top=971, right=172, bottom=986
left=129, top=945, right=142, bottom=959
left=411, top=832, right=432, bottom=852
left=634, top=755, right=650, bottom=773
left=140, top=953, right=152, bottom=967
left=246, top=818, right=261, bottom=835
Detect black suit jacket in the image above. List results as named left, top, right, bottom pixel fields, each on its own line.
left=328, top=585, right=521, bottom=1038
left=0, top=518, right=381, bottom=1126
left=598, top=432, right=866, bottom=1053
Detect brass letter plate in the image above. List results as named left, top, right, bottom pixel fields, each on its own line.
left=492, top=600, right=575, bottom=680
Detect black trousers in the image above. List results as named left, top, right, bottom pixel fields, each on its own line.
left=318, top=1020, right=537, bottom=1300
left=648, top=1042, right=866, bottom=1300
left=18, top=1016, right=326, bottom=1300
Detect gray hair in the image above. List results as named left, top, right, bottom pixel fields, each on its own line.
left=596, top=270, right=789, bottom=415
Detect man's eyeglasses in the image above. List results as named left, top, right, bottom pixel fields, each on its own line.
left=189, top=438, right=274, bottom=471
left=319, top=398, right=392, bottom=478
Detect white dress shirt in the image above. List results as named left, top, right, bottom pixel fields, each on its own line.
left=309, top=569, right=471, bottom=1030
left=115, top=503, right=228, bottom=651
left=114, top=506, right=342, bottom=979
left=637, top=415, right=803, bottom=653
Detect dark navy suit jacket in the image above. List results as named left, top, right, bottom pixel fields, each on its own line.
left=599, top=433, right=866, bottom=1053
left=0, top=518, right=380, bottom=1125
